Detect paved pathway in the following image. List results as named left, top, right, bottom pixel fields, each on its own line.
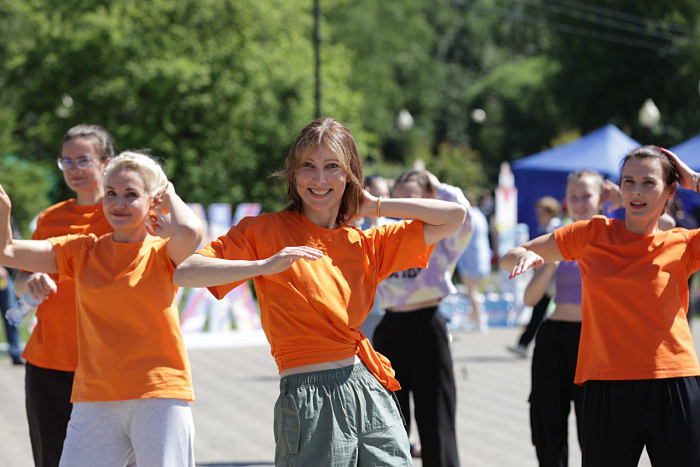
left=3, top=322, right=695, bottom=466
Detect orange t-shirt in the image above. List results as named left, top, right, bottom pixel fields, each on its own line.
left=50, top=233, right=193, bottom=402
left=197, top=210, right=434, bottom=391
left=22, top=199, right=113, bottom=371
left=554, top=216, right=700, bottom=385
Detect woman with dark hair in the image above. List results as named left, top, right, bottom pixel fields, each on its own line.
left=501, top=146, right=700, bottom=466
left=373, top=169, right=472, bottom=467
left=174, top=118, right=467, bottom=465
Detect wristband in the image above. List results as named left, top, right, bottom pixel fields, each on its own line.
left=377, top=196, right=383, bottom=218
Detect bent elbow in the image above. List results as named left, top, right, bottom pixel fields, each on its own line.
left=449, top=205, right=468, bottom=233
left=456, top=204, right=467, bottom=223
left=173, top=262, right=191, bottom=287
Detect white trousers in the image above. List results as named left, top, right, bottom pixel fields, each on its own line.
left=59, top=398, right=195, bottom=467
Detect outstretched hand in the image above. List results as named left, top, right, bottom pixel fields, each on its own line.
left=661, top=147, right=698, bottom=192
left=508, top=249, right=544, bottom=279
left=262, top=246, right=324, bottom=276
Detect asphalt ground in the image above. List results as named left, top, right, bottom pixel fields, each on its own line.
left=3, top=322, right=697, bottom=466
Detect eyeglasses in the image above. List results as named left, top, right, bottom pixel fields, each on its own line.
left=57, top=156, right=98, bottom=171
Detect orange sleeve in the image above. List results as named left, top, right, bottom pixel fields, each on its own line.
left=554, top=218, right=598, bottom=261
left=196, top=218, right=258, bottom=300
left=685, top=229, right=700, bottom=276
left=49, top=234, right=92, bottom=282
left=372, top=220, right=434, bottom=281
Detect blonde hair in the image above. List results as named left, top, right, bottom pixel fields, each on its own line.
left=103, top=151, right=168, bottom=197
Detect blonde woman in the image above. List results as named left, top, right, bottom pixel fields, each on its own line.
left=0, top=151, right=202, bottom=466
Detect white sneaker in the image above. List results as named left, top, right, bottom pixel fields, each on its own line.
left=507, top=344, right=528, bottom=358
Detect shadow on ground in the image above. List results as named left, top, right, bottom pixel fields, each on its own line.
left=197, top=463, right=274, bottom=467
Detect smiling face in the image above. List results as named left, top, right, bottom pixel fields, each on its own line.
left=103, top=168, right=153, bottom=242
left=60, top=137, right=110, bottom=200
left=294, top=144, right=348, bottom=228
left=566, top=175, right=602, bottom=222
left=620, top=157, right=675, bottom=235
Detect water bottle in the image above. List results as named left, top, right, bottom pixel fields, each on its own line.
left=5, top=292, right=42, bottom=326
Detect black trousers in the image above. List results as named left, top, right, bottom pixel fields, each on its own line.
left=518, top=294, right=552, bottom=348
left=582, top=377, right=700, bottom=467
left=25, top=362, right=75, bottom=467
left=373, top=306, right=459, bottom=467
left=529, top=320, right=583, bottom=467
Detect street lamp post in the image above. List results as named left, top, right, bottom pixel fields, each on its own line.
left=314, top=0, right=321, bottom=119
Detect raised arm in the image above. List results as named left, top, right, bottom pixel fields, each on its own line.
left=499, top=232, right=564, bottom=279
left=0, top=185, right=57, bottom=274
left=661, top=147, right=698, bottom=191
left=150, top=183, right=204, bottom=266
left=358, top=191, right=467, bottom=246
left=174, top=246, right=324, bottom=288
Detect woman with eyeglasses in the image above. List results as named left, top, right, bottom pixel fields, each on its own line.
left=14, top=124, right=115, bottom=467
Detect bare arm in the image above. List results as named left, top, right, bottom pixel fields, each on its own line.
left=174, top=246, right=324, bottom=288
left=358, top=190, right=467, bottom=246
left=523, top=262, right=558, bottom=307
left=149, top=183, right=204, bottom=266
left=499, top=233, right=564, bottom=279
left=0, top=185, right=58, bottom=274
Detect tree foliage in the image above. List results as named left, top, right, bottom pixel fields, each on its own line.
left=0, top=0, right=699, bottom=222
left=0, top=156, right=54, bottom=237
left=0, top=0, right=358, bottom=215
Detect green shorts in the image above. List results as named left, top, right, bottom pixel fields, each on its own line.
left=274, top=362, right=412, bottom=466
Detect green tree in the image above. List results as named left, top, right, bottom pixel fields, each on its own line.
left=0, top=156, right=55, bottom=237
left=0, top=0, right=362, bottom=215
left=539, top=0, right=700, bottom=144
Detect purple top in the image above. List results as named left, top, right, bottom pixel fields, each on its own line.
left=554, top=260, right=582, bottom=305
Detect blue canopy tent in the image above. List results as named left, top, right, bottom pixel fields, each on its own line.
left=512, top=124, right=640, bottom=236
left=670, top=133, right=700, bottom=169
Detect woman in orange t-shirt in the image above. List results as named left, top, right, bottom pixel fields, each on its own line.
left=0, top=151, right=203, bottom=466
left=501, top=146, right=700, bottom=466
left=15, top=124, right=115, bottom=467
left=174, top=118, right=467, bottom=465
